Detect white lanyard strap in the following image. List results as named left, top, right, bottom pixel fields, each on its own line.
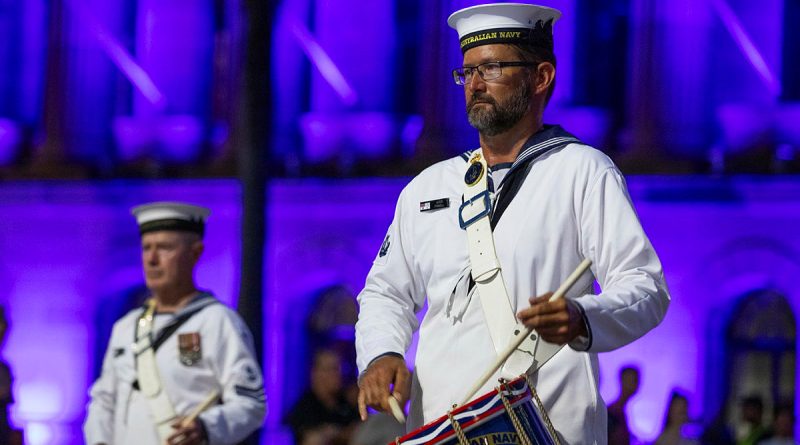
left=135, top=299, right=178, bottom=441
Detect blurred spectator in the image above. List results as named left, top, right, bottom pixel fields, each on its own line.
left=0, top=306, right=21, bottom=445
left=736, top=395, right=770, bottom=445
left=349, top=412, right=405, bottom=445
left=655, top=390, right=699, bottom=445
left=308, top=285, right=359, bottom=383
left=701, top=405, right=735, bottom=445
left=758, top=402, right=796, bottom=445
left=608, top=366, right=640, bottom=445
left=285, top=349, right=359, bottom=445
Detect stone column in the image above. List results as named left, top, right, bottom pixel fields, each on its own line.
left=624, top=0, right=714, bottom=169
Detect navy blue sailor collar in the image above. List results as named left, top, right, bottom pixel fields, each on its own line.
left=461, top=124, right=579, bottom=166
left=459, top=124, right=581, bottom=190
left=173, top=291, right=218, bottom=316
left=500, top=124, right=581, bottom=188
left=485, top=124, right=581, bottom=228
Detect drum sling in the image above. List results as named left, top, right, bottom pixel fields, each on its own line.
left=131, top=294, right=217, bottom=441
left=458, top=127, right=581, bottom=378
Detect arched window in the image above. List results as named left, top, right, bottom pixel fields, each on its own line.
left=726, top=289, right=796, bottom=423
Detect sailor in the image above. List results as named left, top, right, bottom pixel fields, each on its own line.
left=355, top=3, right=670, bottom=443
left=84, top=202, right=266, bottom=445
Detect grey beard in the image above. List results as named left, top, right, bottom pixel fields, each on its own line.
left=466, top=81, right=531, bottom=137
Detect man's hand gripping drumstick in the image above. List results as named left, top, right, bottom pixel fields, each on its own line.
left=461, top=259, right=592, bottom=405
left=166, top=389, right=220, bottom=445
left=357, top=354, right=410, bottom=423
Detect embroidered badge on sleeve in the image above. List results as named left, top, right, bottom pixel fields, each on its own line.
left=374, top=230, right=392, bottom=266
left=379, top=234, right=391, bottom=257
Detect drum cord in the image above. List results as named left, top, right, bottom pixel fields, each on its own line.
left=525, top=376, right=562, bottom=445
left=447, top=408, right=470, bottom=445
left=443, top=378, right=562, bottom=445
left=499, top=381, right=534, bottom=445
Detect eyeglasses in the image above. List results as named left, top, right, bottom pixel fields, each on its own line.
left=452, top=61, right=536, bottom=85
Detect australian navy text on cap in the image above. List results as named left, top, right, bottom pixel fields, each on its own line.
left=131, top=202, right=210, bottom=236
left=447, top=3, right=561, bottom=54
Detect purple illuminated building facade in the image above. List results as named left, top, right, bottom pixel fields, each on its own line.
left=0, top=178, right=799, bottom=443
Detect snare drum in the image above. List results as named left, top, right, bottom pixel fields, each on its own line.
left=393, top=376, right=558, bottom=445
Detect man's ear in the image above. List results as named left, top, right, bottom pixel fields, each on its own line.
left=191, top=240, right=204, bottom=262
left=533, top=62, right=555, bottom=96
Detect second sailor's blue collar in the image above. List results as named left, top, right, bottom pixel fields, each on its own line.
left=142, top=290, right=218, bottom=316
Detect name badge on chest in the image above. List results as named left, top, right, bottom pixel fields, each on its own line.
left=178, top=332, right=202, bottom=366
left=419, top=198, right=450, bottom=212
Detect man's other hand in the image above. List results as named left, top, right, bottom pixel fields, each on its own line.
left=357, top=355, right=410, bottom=421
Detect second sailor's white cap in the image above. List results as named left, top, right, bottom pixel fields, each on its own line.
left=131, top=201, right=210, bottom=237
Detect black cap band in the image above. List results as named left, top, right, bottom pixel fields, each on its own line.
left=460, top=27, right=531, bottom=52
left=139, top=219, right=205, bottom=236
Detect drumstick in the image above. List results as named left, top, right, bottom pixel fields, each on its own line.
left=459, top=259, right=592, bottom=405
left=387, top=394, right=406, bottom=423
left=181, top=389, right=221, bottom=427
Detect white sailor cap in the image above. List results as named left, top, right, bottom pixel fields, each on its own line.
left=447, top=3, right=561, bottom=55
left=131, top=201, right=210, bottom=237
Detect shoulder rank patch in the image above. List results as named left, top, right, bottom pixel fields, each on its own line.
left=420, top=198, right=450, bottom=212
left=379, top=234, right=391, bottom=257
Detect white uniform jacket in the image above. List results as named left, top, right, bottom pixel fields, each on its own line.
left=84, top=293, right=266, bottom=445
left=355, top=126, right=670, bottom=444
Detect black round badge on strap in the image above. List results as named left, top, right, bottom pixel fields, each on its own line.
left=464, top=161, right=484, bottom=186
